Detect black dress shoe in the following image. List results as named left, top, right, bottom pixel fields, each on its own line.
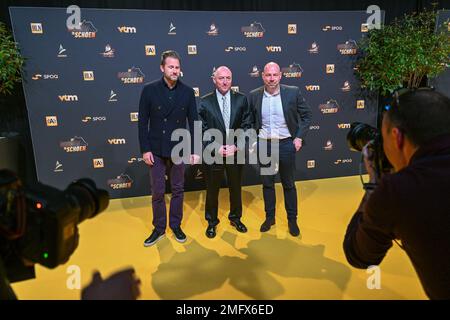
left=288, top=220, right=301, bottom=237
left=144, top=229, right=165, bottom=247
left=260, top=218, right=275, bottom=232
left=172, top=227, right=187, bottom=243
left=230, top=220, right=248, bottom=233
left=206, top=225, right=217, bottom=238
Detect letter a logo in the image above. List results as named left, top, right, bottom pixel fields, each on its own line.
left=366, top=265, right=381, bottom=289
left=66, top=265, right=81, bottom=290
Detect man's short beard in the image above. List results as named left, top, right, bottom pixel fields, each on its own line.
left=165, top=75, right=178, bottom=82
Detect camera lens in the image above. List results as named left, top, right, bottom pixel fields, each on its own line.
left=347, top=122, right=378, bottom=152
left=65, top=179, right=109, bottom=223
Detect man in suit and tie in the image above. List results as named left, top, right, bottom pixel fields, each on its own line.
left=198, top=66, right=252, bottom=238
left=248, top=62, right=312, bottom=237
left=138, top=50, right=199, bottom=246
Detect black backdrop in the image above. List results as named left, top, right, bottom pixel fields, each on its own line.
left=10, top=7, right=381, bottom=198
left=1, top=0, right=449, bottom=189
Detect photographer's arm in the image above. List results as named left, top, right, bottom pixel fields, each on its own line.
left=343, top=145, right=395, bottom=268
left=343, top=180, right=395, bottom=269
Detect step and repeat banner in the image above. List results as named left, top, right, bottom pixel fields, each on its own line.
left=10, top=7, right=381, bottom=198
left=430, top=10, right=450, bottom=97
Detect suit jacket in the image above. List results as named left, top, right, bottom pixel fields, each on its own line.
left=198, top=90, right=252, bottom=152
left=248, top=84, right=312, bottom=141
left=138, top=78, right=198, bottom=157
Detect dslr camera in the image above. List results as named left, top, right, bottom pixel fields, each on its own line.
left=346, top=122, right=392, bottom=180
left=0, top=169, right=108, bottom=288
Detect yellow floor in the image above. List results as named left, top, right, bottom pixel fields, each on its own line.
left=12, top=175, right=427, bottom=299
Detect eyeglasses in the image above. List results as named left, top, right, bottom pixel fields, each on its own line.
left=384, top=87, right=435, bottom=112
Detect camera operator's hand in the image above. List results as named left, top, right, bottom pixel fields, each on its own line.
left=81, top=268, right=141, bottom=300
left=362, top=142, right=378, bottom=184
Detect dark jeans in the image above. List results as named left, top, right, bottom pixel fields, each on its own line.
left=204, top=163, right=243, bottom=226
left=149, top=155, right=185, bottom=232
left=258, top=137, right=298, bottom=221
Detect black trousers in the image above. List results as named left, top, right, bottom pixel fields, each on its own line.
left=204, top=163, right=243, bottom=226
left=258, top=137, right=298, bottom=221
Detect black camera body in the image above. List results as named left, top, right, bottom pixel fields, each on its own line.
left=0, top=169, right=108, bottom=285
left=346, top=122, right=392, bottom=179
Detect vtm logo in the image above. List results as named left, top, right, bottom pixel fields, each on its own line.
left=337, top=123, right=351, bottom=129
left=108, top=138, right=126, bottom=145
left=305, top=85, right=320, bottom=91
left=59, top=95, right=78, bottom=102
left=117, top=26, right=137, bottom=33
left=266, top=46, right=282, bottom=53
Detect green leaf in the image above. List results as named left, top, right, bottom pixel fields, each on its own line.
left=355, top=7, right=450, bottom=94
left=0, top=22, right=25, bottom=95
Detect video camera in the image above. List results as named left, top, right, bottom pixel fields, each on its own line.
left=0, top=169, right=109, bottom=284
left=346, top=122, right=392, bottom=180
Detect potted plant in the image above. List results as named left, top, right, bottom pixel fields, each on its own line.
left=0, top=21, right=25, bottom=173
left=355, top=7, right=450, bottom=96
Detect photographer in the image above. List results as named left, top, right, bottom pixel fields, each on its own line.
left=343, top=89, right=450, bottom=300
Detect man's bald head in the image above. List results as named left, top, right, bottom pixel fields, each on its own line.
left=262, top=62, right=282, bottom=94
left=263, top=62, right=281, bottom=74
left=213, top=66, right=232, bottom=78
left=213, top=66, right=233, bottom=95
